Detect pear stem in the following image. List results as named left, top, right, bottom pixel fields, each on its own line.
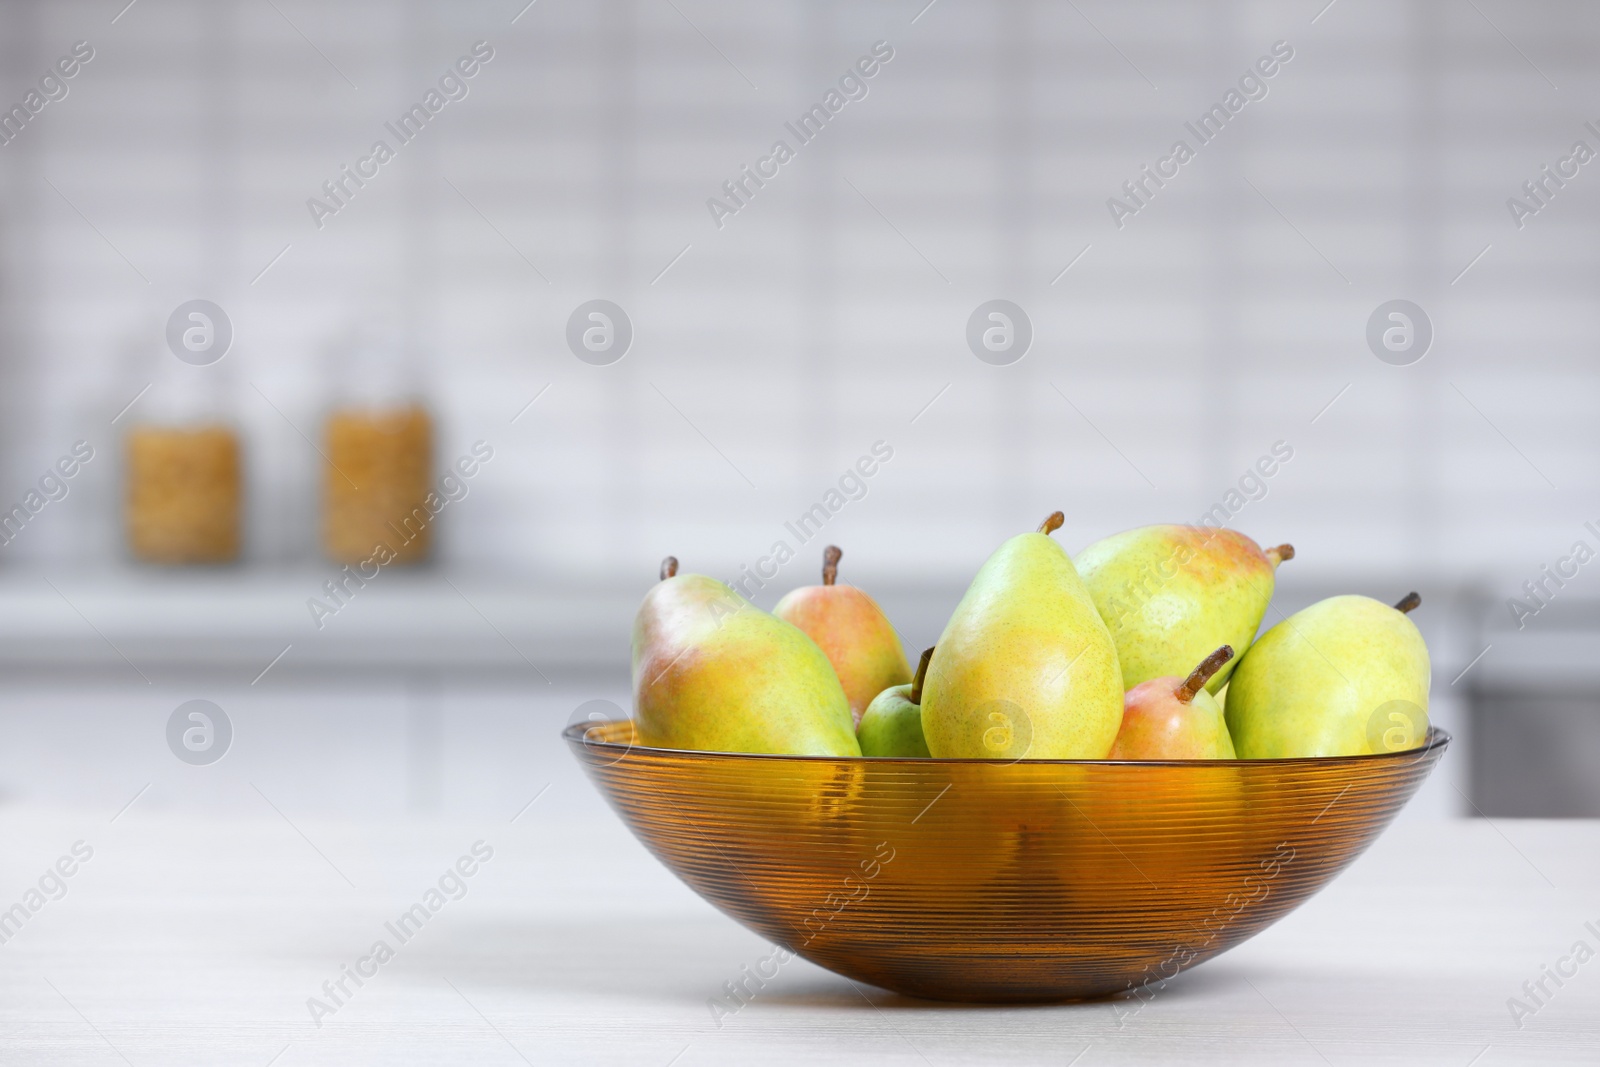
left=1265, top=543, right=1295, bottom=566
left=1175, top=645, right=1234, bottom=704
left=910, top=646, right=934, bottom=705
left=1394, top=591, right=1421, bottom=614
left=660, top=556, right=678, bottom=580
left=822, top=545, right=841, bottom=586
left=1038, top=511, right=1064, bottom=536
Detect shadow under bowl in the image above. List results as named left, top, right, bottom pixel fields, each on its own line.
left=565, top=721, right=1448, bottom=1003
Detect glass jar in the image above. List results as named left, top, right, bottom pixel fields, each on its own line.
left=321, top=326, right=433, bottom=566
left=322, top=404, right=433, bottom=564
left=123, top=343, right=242, bottom=564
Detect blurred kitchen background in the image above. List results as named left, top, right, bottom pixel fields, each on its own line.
left=0, top=0, right=1593, bottom=822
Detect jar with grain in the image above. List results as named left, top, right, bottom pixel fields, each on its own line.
left=321, top=328, right=433, bottom=566
left=123, top=348, right=242, bottom=564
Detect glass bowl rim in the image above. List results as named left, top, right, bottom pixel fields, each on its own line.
left=563, top=720, right=1450, bottom=767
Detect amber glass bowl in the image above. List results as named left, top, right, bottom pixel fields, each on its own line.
left=567, top=721, right=1448, bottom=1002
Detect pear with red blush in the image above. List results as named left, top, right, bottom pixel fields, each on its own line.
left=774, top=546, right=911, bottom=727
left=1108, top=646, right=1237, bottom=760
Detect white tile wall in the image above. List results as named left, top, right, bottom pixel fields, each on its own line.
left=0, top=0, right=1595, bottom=611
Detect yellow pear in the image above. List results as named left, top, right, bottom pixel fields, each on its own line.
left=921, top=513, right=1124, bottom=759
left=1225, top=593, right=1430, bottom=758
left=632, top=557, right=859, bottom=756
left=1075, top=525, right=1292, bottom=694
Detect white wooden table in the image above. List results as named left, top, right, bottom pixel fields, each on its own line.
left=0, top=800, right=1595, bottom=1064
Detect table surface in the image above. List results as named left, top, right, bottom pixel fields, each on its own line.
left=0, top=800, right=1595, bottom=1065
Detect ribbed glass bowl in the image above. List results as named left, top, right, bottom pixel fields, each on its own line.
left=566, top=720, right=1449, bottom=1002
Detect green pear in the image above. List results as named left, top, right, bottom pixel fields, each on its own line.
left=632, top=557, right=860, bottom=756
left=921, top=513, right=1124, bottom=759
left=1225, top=593, right=1430, bottom=759
left=858, top=647, right=934, bottom=758
left=1107, top=646, right=1237, bottom=759
left=1075, top=525, right=1293, bottom=694
left=774, top=546, right=912, bottom=728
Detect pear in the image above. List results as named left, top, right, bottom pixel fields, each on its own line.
left=774, top=546, right=912, bottom=727
left=1108, top=646, right=1238, bottom=759
left=1075, top=525, right=1293, bottom=694
left=633, top=557, right=860, bottom=756
left=921, top=512, right=1124, bottom=759
left=1225, top=592, right=1430, bottom=759
left=858, top=647, right=934, bottom=757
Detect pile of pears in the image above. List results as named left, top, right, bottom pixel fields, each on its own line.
left=630, top=514, right=1431, bottom=761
